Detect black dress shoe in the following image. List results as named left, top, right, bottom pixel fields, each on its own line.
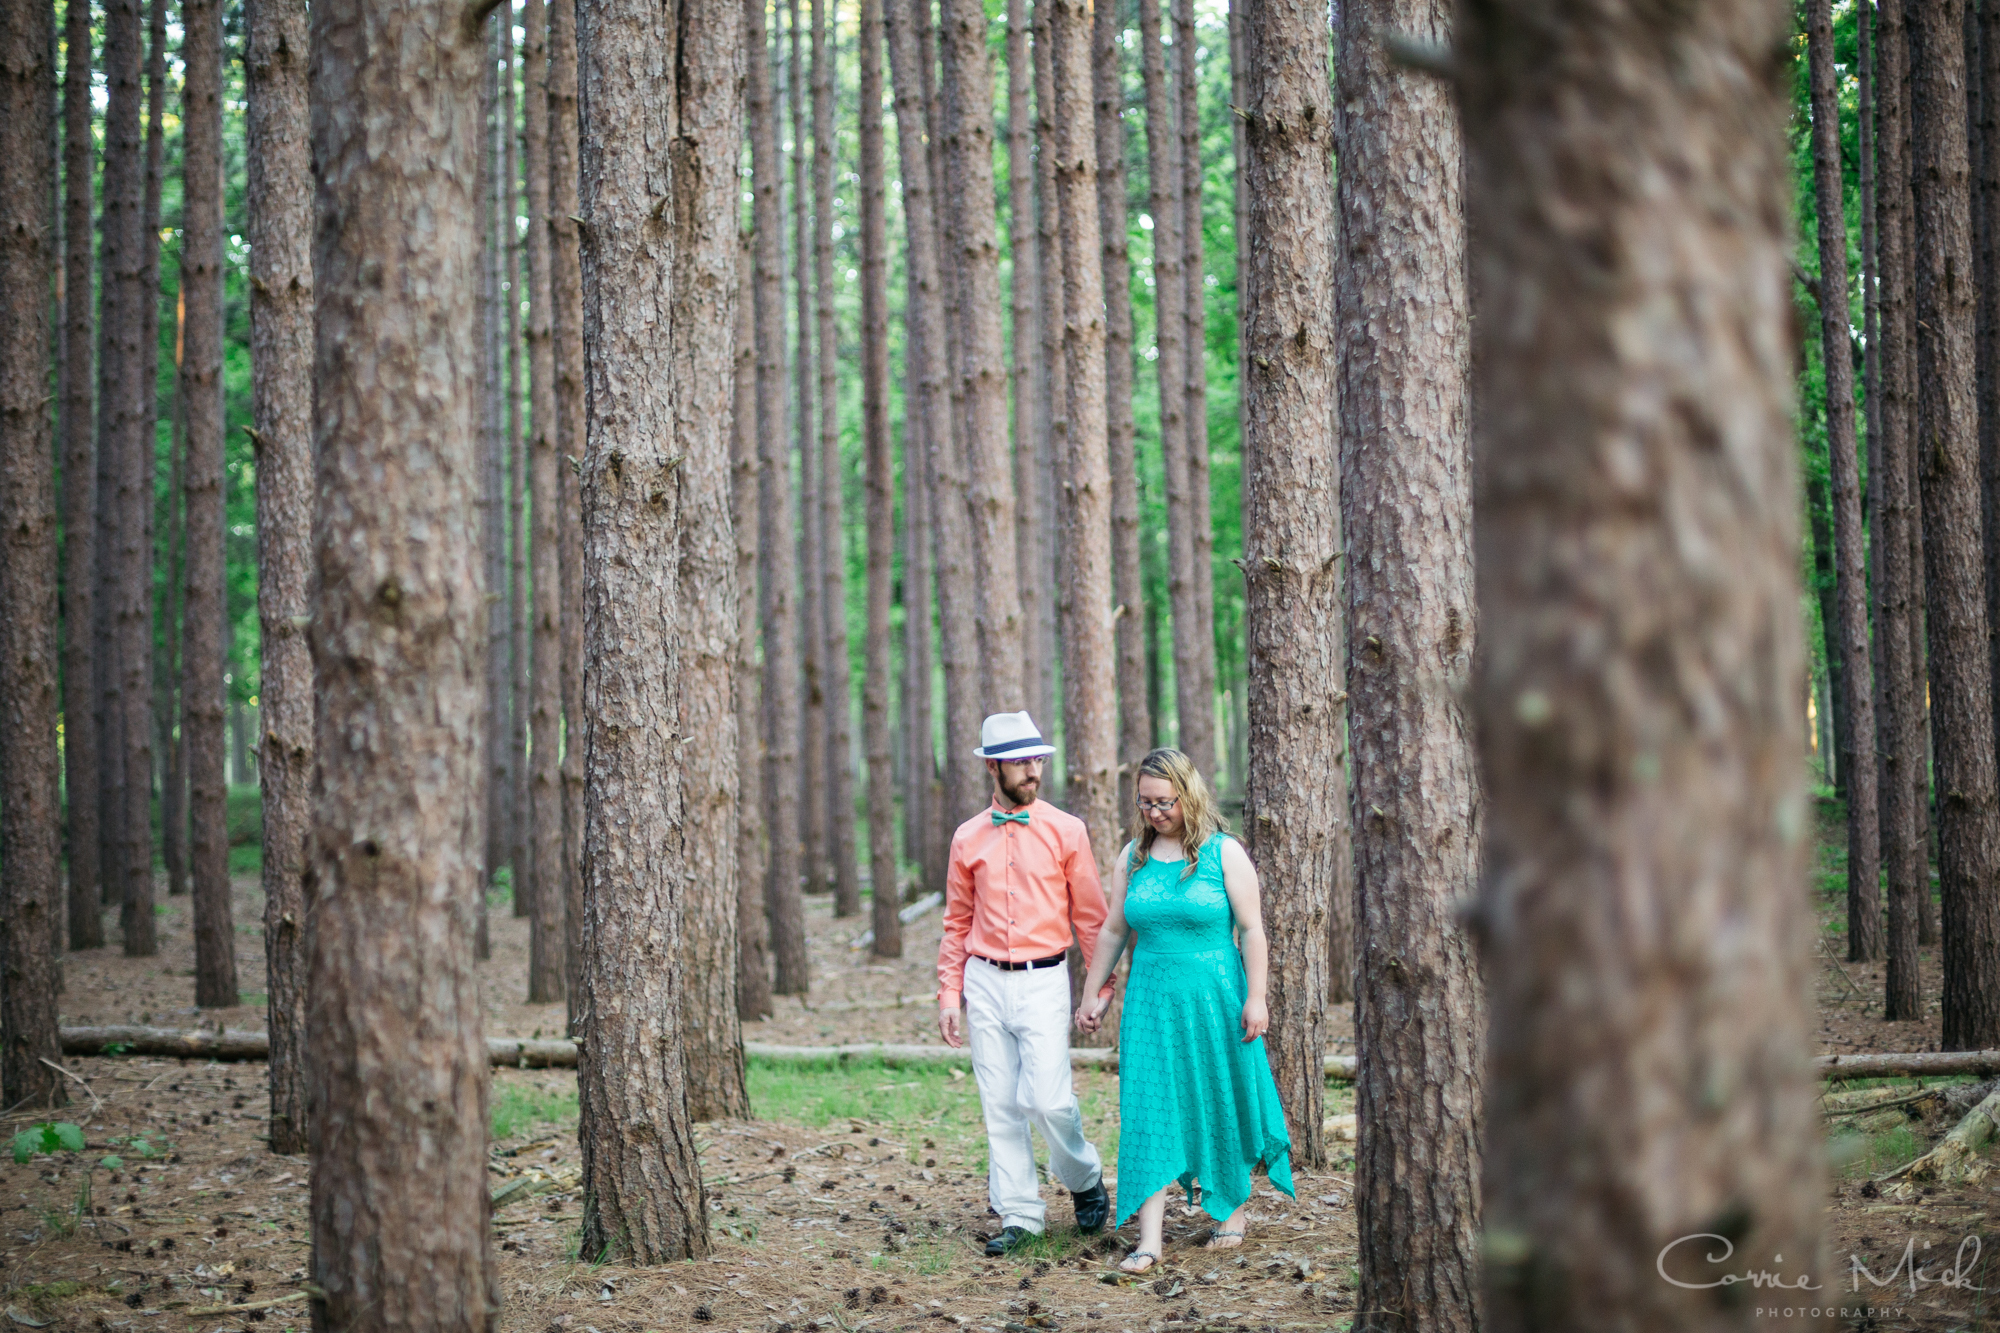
left=984, top=1225, right=1035, bottom=1257
left=1072, top=1178, right=1110, bottom=1234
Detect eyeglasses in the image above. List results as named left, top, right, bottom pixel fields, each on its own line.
left=1136, top=797, right=1179, bottom=814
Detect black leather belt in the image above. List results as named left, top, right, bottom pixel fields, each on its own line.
left=973, top=952, right=1067, bottom=971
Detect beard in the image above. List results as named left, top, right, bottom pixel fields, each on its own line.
left=1000, top=773, right=1041, bottom=808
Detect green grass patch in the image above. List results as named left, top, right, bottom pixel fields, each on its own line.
left=492, top=1079, right=580, bottom=1141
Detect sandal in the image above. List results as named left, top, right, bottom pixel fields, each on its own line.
left=1118, top=1249, right=1160, bottom=1274
left=1203, top=1229, right=1246, bottom=1250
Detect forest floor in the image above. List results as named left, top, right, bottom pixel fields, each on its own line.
left=2, top=795, right=1995, bottom=1332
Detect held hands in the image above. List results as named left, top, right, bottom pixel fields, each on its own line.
left=1074, top=993, right=1112, bottom=1034
left=1240, top=996, right=1269, bottom=1043
left=939, top=1005, right=964, bottom=1049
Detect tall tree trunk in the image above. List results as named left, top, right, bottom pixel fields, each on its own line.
left=1051, top=0, right=1117, bottom=870
left=1909, top=0, right=2000, bottom=1051
left=860, top=0, right=900, bottom=958
left=1336, top=6, right=1481, bottom=1325
left=158, top=347, right=186, bottom=901
left=94, top=0, right=139, bottom=912
left=1985, top=0, right=2000, bottom=777
left=672, top=0, right=749, bottom=1120
left=889, top=0, right=979, bottom=832
left=246, top=0, right=314, bottom=1154
left=305, top=0, right=498, bottom=1313
left=735, top=231, right=774, bottom=1020
left=1806, top=474, right=1842, bottom=791
left=575, top=0, right=716, bottom=1254
left=60, top=0, right=102, bottom=949
left=0, top=0, right=64, bottom=1111
left=1810, top=0, right=1883, bottom=965
left=481, top=23, right=505, bottom=959
left=1007, top=0, right=1049, bottom=728
left=1240, top=0, right=1341, bottom=1167
left=1878, top=0, right=1928, bottom=1022
left=1172, top=0, right=1215, bottom=776
left=752, top=0, right=809, bottom=997
left=898, top=268, right=938, bottom=894
left=814, top=0, right=861, bottom=920
left=1141, top=0, right=1199, bottom=770
left=1097, top=0, right=1146, bottom=815
left=183, top=0, right=236, bottom=1010
left=1462, top=2, right=1825, bottom=1325
left=504, top=10, right=528, bottom=924
left=1031, top=0, right=1066, bottom=747
left=547, top=0, right=587, bottom=1017
left=524, top=0, right=567, bottom=1006
left=113, top=0, right=159, bottom=956
left=791, top=0, right=828, bottom=903
left=938, top=0, right=1025, bottom=706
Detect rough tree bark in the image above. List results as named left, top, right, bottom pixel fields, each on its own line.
left=246, top=0, right=313, bottom=1148
left=548, top=0, right=587, bottom=1017
left=158, top=359, right=186, bottom=902
left=1877, top=0, right=1925, bottom=1023
left=1985, top=0, right=2000, bottom=764
left=305, top=0, right=498, bottom=1316
left=735, top=233, right=773, bottom=1020
left=1336, top=4, right=1482, bottom=1321
left=524, top=0, right=567, bottom=1006
left=1007, top=0, right=1048, bottom=728
left=1032, top=0, right=1066, bottom=745
left=482, top=24, right=507, bottom=957
left=94, top=0, right=141, bottom=915
left=1240, top=0, right=1342, bottom=1166
left=671, top=0, right=749, bottom=1120
left=1809, top=0, right=1882, bottom=964
left=1908, top=0, right=2000, bottom=1052
left=751, top=0, right=808, bottom=997
left=792, top=0, right=828, bottom=903
left=1140, top=0, right=1200, bottom=771
left=0, top=0, right=64, bottom=1110
left=183, top=0, right=236, bottom=1010
left=898, top=258, right=938, bottom=895
left=888, top=0, right=978, bottom=832
left=508, top=6, right=533, bottom=926
left=813, top=0, right=861, bottom=920
left=1461, top=2, right=1826, bottom=1327
left=1172, top=0, right=1215, bottom=775
left=1097, top=0, right=1147, bottom=813
left=938, top=0, right=1025, bottom=706
left=1050, top=0, right=1118, bottom=870
left=60, top=0, right=101, bottom=949
left=860, top=0, right=900, bottom=958
left=574, top=0, right=714, bottom=1253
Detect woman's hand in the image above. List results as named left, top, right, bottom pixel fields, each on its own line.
left=1240, top=996, right=1269, bottom=1042
left=1075, top=993, right=1112, bottom=1034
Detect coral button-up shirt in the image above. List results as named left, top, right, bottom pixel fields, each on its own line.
left=936, top=798, right=1112, bottom=1010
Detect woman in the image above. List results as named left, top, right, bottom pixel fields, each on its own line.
left=1074, top=748, right=1293, bottom=1273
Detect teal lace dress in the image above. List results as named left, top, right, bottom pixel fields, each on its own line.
left=1113, top=833, right=1294, bottom=1227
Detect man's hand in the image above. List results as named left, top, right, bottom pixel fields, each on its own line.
left=1074, top=993, right=1111, bottom=1034
left=939, top=1004, right=964, bottom=1048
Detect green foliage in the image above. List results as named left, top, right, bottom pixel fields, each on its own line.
left=11, top=1122, right=86, bottom=1164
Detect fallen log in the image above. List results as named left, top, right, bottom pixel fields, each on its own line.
left=1816, top=1050, right=2000, bottom=1080
left=848, top=892, right=946, bottom=951
left=59, top=1026, right=1362, bottom=1078
left=1882, top=1087, right=2000, bottom=1183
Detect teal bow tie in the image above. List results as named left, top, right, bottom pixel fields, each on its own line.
left=992, top=809, right=1031, bottom=826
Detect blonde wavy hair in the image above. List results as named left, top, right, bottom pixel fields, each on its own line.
left=1130, top=748, right=1229, bottom=879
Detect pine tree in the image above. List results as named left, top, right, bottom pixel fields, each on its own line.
left=1909, top=0, right=2000, bottom=1050
left=1463, top=1, right=1824, bottom=1323
left=1172, top=0, right=1215, bottom=774
left=306, top=0, right=498, bottom=1312
left=0, top=0, right=64, bottom=1112
left=245, top=0, right=313, bottom=1154
left=734, top=230, right=774, bottom=1020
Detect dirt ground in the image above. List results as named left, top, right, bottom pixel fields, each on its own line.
left=4, top=827, right=1995, bottom=1333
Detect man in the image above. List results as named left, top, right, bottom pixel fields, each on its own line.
left=938, top=711, right=1114, bottom=1257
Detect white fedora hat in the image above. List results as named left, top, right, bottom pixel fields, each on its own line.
left=973, top=711, right=1055, bottom=760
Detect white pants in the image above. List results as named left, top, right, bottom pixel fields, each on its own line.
left=962, top=956, right=1104, bottom=1232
